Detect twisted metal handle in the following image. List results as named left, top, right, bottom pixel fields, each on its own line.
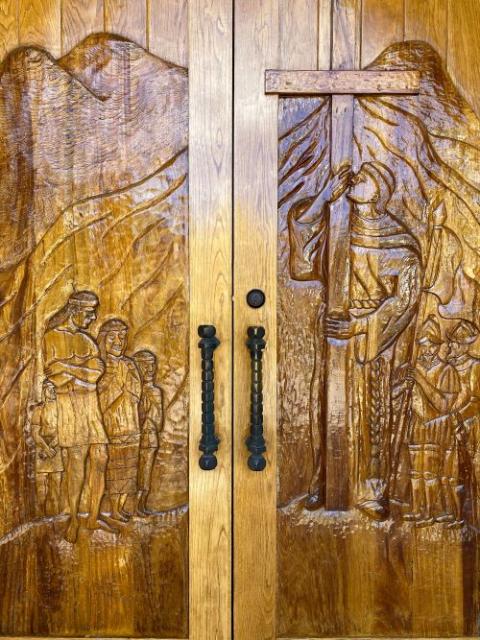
left=246, top=326, right=267, bottom=471
left=198, top=325, right=220, bottom=470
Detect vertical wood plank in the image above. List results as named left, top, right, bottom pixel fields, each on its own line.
left=279, top=0, right=318, bottom=69
left=448, top=0, right=480, bottom=117
left=189, top=0, right=232, bottom=639
left=234, top=0, right=278, bottom=638
left=318, top=0, right=332, bottom=68
left=62, top=0, right=104, bottom=54
left=104, top=0, right=147, bottom=47
left=19, top=0, right=61, bottom=57
left=0, top=0, right=18, bottom=59
left=149, top=0, right=188, bottom=67
left=361, top=0, right=404, bottom=66
left=405, top=0, right=447, bottom=59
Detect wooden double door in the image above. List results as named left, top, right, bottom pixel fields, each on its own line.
left=0, top=1, right=480, bottom=639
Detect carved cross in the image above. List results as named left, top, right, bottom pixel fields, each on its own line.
left=266, top=64, right=419, bottom=510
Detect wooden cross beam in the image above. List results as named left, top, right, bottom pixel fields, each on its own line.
left=266, top=65, right=419, bottom=511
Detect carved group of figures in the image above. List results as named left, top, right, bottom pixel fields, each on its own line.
left=29, top=291, right=164, bottom=543
left=288, top=161, right=480, bottom=528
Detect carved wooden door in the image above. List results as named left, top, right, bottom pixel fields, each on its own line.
left=0, top=2, right=231, bottom=639
left=234, top=1, right=480, bottom=639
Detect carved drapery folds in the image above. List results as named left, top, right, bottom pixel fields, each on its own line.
left=280, top=41, right=480, bottom=529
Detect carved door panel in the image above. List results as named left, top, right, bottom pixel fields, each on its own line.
left=234, top=1, right=480, bottom=639
left=0, top=2, right=231, bottom=639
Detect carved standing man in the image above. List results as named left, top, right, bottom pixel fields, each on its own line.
left=98, top=319, right=141, bottom=522
left=43, top=290, right=111, bottom=543
left=30, top=380, right=63, bottom=517
left=133, top=350, right=164, bottom=516
left=289, top=161, right=422, bottom=518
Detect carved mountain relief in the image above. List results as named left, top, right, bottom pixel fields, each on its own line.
left=0, top=34, right=188, bottom=637
left=278, top=41, right=480, bottom=636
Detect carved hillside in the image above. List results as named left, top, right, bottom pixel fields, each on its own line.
left=0, top=34, right=189, bottom=536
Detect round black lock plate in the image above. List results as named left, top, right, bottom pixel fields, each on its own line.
left=246, top=289, right=266, bottom=309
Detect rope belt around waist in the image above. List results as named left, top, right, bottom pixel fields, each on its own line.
left=351, top=298, right=385, bottom=310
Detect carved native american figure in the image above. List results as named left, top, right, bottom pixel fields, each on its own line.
left=43, top=291, right=111, bottom=542
left=97, top=319, right=142, bottom=523
left=281, top=41, right=480, bottom=524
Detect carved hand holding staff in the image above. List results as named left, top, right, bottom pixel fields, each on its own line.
left=267, top=50, right=420, bottom=514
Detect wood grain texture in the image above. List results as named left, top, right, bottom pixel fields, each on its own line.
left=275, top=1, right=480, bottom=637
left=0, top=0, right=18, bottom=59
left=0, top=30, right=190, bottom=637
left=361, top=0, right=404, bottom=66
left=265, top=69, right=420, bottom=94
left=19, top=0, right=61, bottom=56
left=189, top=0, right=232, bottom=639
left=104, top=0, right=147, bottom=47
left=62, top=0, right=104, bottom=54
left=149, top=0, right=188, bottom=67
left=234, top=0, right=279, bottom=638
left=332, top=0, right=361, bottom=69
left=447, top=0, right=480, bottom=117
left=279, top=0, right=317, bottom=69
left=318, top=0, right=332, bottom=69
left=405, top=0, right=447, bottom=59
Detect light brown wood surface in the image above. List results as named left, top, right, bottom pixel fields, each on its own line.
left=62, top=0, right=104, bottom=53
left=149, top=0, right=188, bottom=67
left=189, top=0, right=232, bottom=639
left=19, top=0, right=61, bottom=56
left=265, top=70, right=420, bottom=94
left=361, top=0, right=404, bottom=65
left=104, top=0, right=147, bottom=47
left=0, top=1, right=232, bottom=639
left=233, top=0, right=278, bottom=639
left=240, top=0, right=480, bottom=638
left=0, top=1, right=18, bottom=58
left=405, top=0, right=447, bottom=59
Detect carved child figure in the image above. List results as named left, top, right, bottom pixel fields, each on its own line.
left=394, top=316, right=459, bottom=526
left=30, top=380, right=63, bottom=517
left=133, top=350, right=164, bottom=516
left=98, top=319, right=141, bottom=522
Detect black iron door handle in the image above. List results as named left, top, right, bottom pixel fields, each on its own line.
left=198, top=325, right=220, bottom=470
left=246, top=326, right=267, bottom=471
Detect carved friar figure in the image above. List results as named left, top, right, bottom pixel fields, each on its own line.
left=133, top=350, right=164, bottom=516
left=393, top=316, right=459, bottom=526
left=30, top=380, right=63, bottom=517
left=444, top=320, right=480, bottom=526
left=98, top=319, right=141, bottom=522
left=43, top=291, right=112, bottom=542
left=289, top=161, right=422, bottom=518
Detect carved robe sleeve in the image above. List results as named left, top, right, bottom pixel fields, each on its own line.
left=358, top=255, right=421, bottom=363
left=287, top=197, right=328, bottom=283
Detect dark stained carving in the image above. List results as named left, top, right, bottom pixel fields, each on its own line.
left=0, top=33, right=189, bottom=637
left=277, top=40, right=480, bottom=637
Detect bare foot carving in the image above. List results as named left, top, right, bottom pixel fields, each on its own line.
left=64, top=518, right=80, bottom=543
left=357, top=499, right=389, bottom=521
left=86, top=518, right=119, bottom=533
